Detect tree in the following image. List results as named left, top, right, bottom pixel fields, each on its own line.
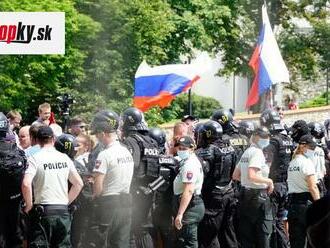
left=0, top=0, right=101, bottom=123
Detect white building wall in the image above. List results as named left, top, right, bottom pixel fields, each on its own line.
left=191, top=54, right=249, bottom=112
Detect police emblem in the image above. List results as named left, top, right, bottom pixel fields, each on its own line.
left=186, top=171, right=193, bottom=180
left=95, top=160, right=101, bottom=169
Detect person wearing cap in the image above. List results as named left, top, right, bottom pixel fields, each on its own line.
left=232, top=126, right=274, bottom=248
left=21, top=126, right=83, bottom=247
left=287, top=134, right=320, bottom=248
left=173, top=136, right=204, bottom=248
left=90, top=110, right=134, bottom=248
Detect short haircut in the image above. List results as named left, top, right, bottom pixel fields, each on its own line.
left=38, top=102, right=51, bottom=113
left=29, top=123, right=46, bottom=140
left=173, top=122, right=188, bottom=137
left=70, top=116, right=85, bottom=127
left=6, top=110, right=22, bottom=120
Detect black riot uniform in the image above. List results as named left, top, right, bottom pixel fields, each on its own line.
left=260, top=110, right=294, bottom=248
left=0, top=112, right=27, bottom=248
left=149, top=128, right=178, bottom=248
left=55, top=133, right=93, bottom=248
left=211, top=109, right=249, bottom=160
left=197, top=120, right=238, bottom=248
left=121, top=107, right=161, bottom=248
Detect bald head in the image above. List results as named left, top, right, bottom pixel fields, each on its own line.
left=19, top=125, right=31, bottom=149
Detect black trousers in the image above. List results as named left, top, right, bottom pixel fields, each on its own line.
left=288, top=193, right=312, bottom=248
left=130, top=192, right=154, bottom=248
left=238, top=188, right=273, bottom=248
left=270, top=182, right=290, bottom=248
left=71, top=201, right=92, bottom=248
left=0, top=199, right=23, bottom=248
left=198, top=188, right=238, bottom=248
left=152, top=191, right=175, bottom=248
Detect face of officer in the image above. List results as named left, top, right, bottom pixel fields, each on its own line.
left=39, top=107, right=51, bottom=121
left=296, top=143, right=315, bottom=158
left=177, top=145, right=194, bottom=160
left=252, top=134, right=270, bottom=149
left=19, top=126, right=31, bottom=149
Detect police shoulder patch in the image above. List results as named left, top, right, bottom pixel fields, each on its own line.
left=186, top=171, right=193, bottom=180
left=95, top=160, right=102, bottom=169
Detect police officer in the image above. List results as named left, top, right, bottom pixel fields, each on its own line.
left=238, top=120, right=257, bottom=140
left=211, top=109, right=249, bottom=160
left=308, top=122, right=327, bottom=196
left=21, top=126, right=83, bottom=247
left=232, top=127, right=274, bottom=248
left=0, top=112, right=27, bottom=248
left=149, top=127, right=177, bottom=248
left=173, top=136, right=204, bottom=248
left=86, top=110, right=113, bottom=172
left=287, top=135, right=320, bottom=248
left=149, top=127, right=167, bottom=155
left=290, top=120, right=310, bottom=146
left=260, top=109, right=293, bottom=248
left=90, top=109, right=134, bottom=248
left=194, top=122, right=205, bottom=149
left=55, top=133, right=92, bottom=248
left=197, top=120, right=238, bottom=248
left=121, top=107, right=160, bottom=248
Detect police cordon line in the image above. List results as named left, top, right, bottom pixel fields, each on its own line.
left=0, top=106, right=330, bottom=248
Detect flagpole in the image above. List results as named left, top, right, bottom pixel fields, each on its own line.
left=187, top=56, right=193, bottom=115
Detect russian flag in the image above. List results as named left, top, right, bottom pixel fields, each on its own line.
left=134, top=55, right=210, bottom=112
left=246, top=4, right=290, bottom=108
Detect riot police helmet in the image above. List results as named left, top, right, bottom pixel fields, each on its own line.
left=122, top=107, right=148, bottom=132
left=211, top=109, right=234, bottom=132
left=90, top=110, right=120, bottom=134
left=149, top=127, right=166, bottom=147
left=260, top=109, right=284, bottom=132
left=253, top=126, right=270, bottom=139
left=324, top=119, right=330, bottom=135
left=308, top=122, right=325, bottom=140
left=291, top=120, right=310, bottom=143
left=55, top=133, right=78, bottom=159
left=238, top=120, right=256, bottom=138
left=0, top=112, right=9, bottom=138
left=203, top=120, right=223, bottom=142
left=194, top=122, right=205, bottom=148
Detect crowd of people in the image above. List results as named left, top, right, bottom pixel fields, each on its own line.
left=0, top=102, right=330, bottom=248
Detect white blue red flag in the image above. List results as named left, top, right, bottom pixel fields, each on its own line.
left=246, top=4, right=290, bottom=108
left=134, top=55, right=211, bottom=112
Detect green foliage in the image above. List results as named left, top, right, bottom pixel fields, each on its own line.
left=144, top=93, right=221, bottom=126
left=0, top=0, right=101, bottom=123
left=299, top=92, right=330, bottom=109
left=279, top=0, right=330, bottom=83
left=0, top=0, right=328, bottom=125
